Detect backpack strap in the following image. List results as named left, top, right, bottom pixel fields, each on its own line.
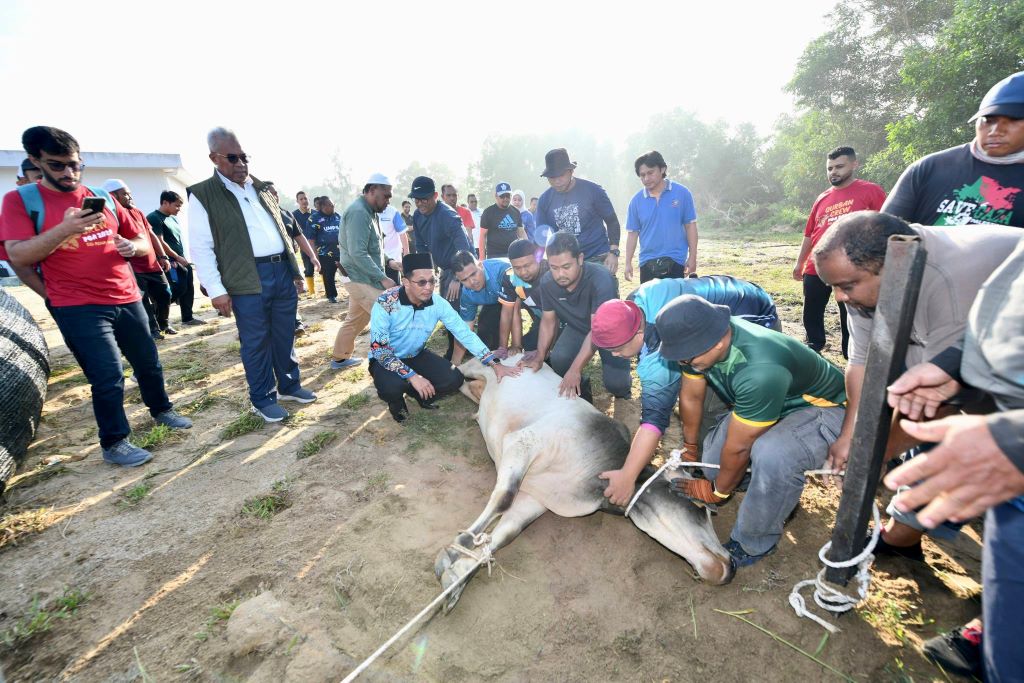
left=85, top=186, right=120, bottom=228
left=15, top=183, right=44, bottom=234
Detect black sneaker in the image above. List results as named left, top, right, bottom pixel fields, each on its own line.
left=923, top=625, right=983, bottom=679
left=866, top=532, right=925, bottom=562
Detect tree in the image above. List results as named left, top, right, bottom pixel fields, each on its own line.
left=393, top=161, right=457, bottom=201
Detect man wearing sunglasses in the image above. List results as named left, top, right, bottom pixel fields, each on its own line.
left=188, top=127, right=314, bottom=423
left=368, top=252, right=520, bottom=422
left=0, top=126, right=191, bottom=467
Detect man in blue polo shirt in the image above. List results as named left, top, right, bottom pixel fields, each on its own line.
left=535, top=148, right=622, bottom=272
left=624, top=150, right=698, bottom=282
left=450, top=251, right=510, bottom=360
left=309, top=195, right=342, bottom=303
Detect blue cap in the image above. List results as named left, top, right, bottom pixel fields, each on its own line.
left=495, top=182, right=512, bottom=196
left=408, top=176, right=436, bottom=199
left=970, top=71, right=1024, bottom=122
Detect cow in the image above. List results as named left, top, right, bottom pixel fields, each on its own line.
left=434, top=354, right=734, bottom=612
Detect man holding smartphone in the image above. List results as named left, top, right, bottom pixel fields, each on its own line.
left=0, top=126, right=191, bottom=467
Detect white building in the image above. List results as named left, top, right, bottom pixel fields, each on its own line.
left=0, top=150, right=195, bottom=280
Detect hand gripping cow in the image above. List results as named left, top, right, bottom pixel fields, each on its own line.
left=435, top=354, right=734, bottom=612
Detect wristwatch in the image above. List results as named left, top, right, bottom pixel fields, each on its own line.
left=609, top=247, right=621, bottom=257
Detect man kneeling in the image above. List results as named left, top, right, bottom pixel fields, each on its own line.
left=369, top=253, right=520, bottom=422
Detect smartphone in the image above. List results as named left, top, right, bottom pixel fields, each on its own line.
left=81, top=197, right=106, bottom=216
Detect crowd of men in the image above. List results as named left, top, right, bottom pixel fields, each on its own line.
left=1, top=69, right=1023, bottom=681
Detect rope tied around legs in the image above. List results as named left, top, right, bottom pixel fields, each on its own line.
left=789, top=502, right=881, bottom=633
left=450, top=531, right=495, bottom=576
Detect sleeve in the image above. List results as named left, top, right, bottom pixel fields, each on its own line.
left=448, top=212, right=473, bottom=253
left=594, top=184, right=621, bottom=245
left=626, top=194, right=640, bottom=232
left=929, top=342, right=965, bottom=382
left=730, top=364, right=792, bottom=426
left=535, top=194, right=551, bottom=229
left=115, top=203, right=143, bottom=239
left=392, top=212, right=407, bottom=234
left=186, top=193, right=228, bottom=299
left=439, top=296, right=497, bottom=363
left=540, top=274, right=557, bottom=312
left=497, top=270, right=517, bottom=305
left=145, top=212, right=163, bottom=234
left=591, top=269, right=619, bottom=313
left=680, top=363, right=704, bottom=381
left=343, top=211, right=387, bottom=283
left=637, top=351, right=682, bottom=433
left=522, top=211, right=535, bottom=232
left=987, top=409, right=1024, bottom=474
left=680, top=187, right=697, bottom=224
left=0, top=192, right=36, bottom=244
left=846, top=308, right=872, bottom=366
left=880, top=161, right=922, bottom=221
left=804, top=196, right=821, bottom=238
left=368, top=302, right=416, bottom=379
left=870, top=184, right=887, bottom=210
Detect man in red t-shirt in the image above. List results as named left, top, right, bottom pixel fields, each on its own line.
left=792, top=146, right=886, bottom=358
left=103, top=179, right=175, bottom=340
left=0, top=126, right=191, bottom=468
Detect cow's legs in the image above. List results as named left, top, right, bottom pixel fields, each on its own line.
left=439, top=491, right=548, bottom=613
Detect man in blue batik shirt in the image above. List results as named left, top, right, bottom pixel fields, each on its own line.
left=449, top=250, right=511, bottom=360
left=368, top=252, right=520, bottom=422
left=591, top=276, right=780, bottom=504
left=308, top=195, right=342, bottom=302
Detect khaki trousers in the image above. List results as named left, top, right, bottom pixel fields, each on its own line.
left=332, top=281, right=382, bottom=360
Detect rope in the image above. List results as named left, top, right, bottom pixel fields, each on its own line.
left=789, top=503, right=881, bottom=633
left=339, top=533, right=494, bottom=682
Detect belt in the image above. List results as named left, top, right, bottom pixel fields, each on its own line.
left=254, top=252, right=287, bottom=264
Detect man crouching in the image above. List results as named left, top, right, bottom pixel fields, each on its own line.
left=369, top=253, right=521, bottom=422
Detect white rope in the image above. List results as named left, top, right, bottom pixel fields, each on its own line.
left=789, top=502, right=881, bottom=633
left=625, top=449, right=685, bottom=517
left=340, top=533, right=494, bottom=682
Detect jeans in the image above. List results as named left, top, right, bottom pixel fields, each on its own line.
left=983, top=502, right=1024, bottom=682
left=548, top=324, right=631, bottom=400
left=170, top=263, right=196, bottom=322
left=135, top=271, right=171, bottom=333
left=369, top=349, right=464, bottom=404
left=51, top=301, right=172, bottom=448
left=701, top=405, right=845, bottom=555
left=802, top=273, right=848, bottom=358
left=230, top=260, right=302, bottom=409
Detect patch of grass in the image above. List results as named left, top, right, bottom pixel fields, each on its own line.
left=221, top=410, right=265, bottom=439
left=340, top=367, right=368, bottom=383
left=0, top=507, right=55, bottom=550
left=405, top=401, right=472, bottom=458
left=179, top=391, right=218, bottom=416
left=298, top=431, right=337, bottom=459
left=365, top=471, right=390, bottom=494
left=134, top=424, right=182, bottom=450
left=195, top=325, right=218, bottom=337
left=172, top=361, right=210, bottom=384
left=118, top=482, right=152, bottom=508
left=294, top=337, right=314, bottom=348
left=184, top=340, right=209, bottom=352
left=225, top=340, right=241, bottom=354
left=194, top=599, right=240, bottom=641
left=304, top=322, right=324, bottom=333
left=241, top=480, right=291, bottom=520
left=1, top=587, right=89, bottom=649
left=342, top=392, right=370, bottom=409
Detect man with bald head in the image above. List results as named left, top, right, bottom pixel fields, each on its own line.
left=188, top=127, right=315, bottom=422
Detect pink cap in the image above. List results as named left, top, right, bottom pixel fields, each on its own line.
left=591, top=299, right=643, bottom=349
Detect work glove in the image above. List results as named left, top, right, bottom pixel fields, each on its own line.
left=670, top=477, right=732, bottom=512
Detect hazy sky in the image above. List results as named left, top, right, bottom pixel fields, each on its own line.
left=0, top=0, right=838, bottom=195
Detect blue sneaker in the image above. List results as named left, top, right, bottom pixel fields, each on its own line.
left=154, top=409, right=193, bottom=429
left=330, top=357, right=362, bottom=370
left=102, top=439, right=153, bottom=467
left=279, top=388, right=317, bottom=404
left=253, top=403, right=289, bottom=423
left=724, top=539, right=777, bottom=568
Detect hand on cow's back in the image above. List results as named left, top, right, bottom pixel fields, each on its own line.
left=492, top=361, right=523, bottom=383
left=599, top=469, right=635, bottom=507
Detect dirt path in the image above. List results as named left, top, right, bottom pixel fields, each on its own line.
left=0, top=262, right=982, bottom=681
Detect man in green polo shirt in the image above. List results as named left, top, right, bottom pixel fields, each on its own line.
left=655, top=295, right=847, bottom=567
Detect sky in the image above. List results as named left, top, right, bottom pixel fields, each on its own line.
left=0, top=0, right=839, bottom=197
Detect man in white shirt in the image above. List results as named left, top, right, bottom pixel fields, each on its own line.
left=378, top=202, right=409, bottom=282
left=187, top=127, right=315, bottom=422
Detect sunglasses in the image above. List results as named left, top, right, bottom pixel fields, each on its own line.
left=41, top=159, right=85, bottom=172
left=214, top=153, right=251, bottom=164
left=407, top=277, right=438, bottom=287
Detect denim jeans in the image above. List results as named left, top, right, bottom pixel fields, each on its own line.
left=51, top=301, right=171, bottom=447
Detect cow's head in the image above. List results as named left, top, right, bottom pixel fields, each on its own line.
left=457, top=353, right=524, bottom=405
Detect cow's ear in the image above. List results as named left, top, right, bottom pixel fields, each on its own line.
left=463, top=378, right=486, bottom=404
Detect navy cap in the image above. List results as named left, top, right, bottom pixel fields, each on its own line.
left=408, top=176, right=436, bottom=199
left=495, top=182, right=512, bottom=196
left=655, top=295, right=731, bottom=362
left=970, top=71, right=1024, bottom=122
left=19, top=157, right=37, bottom=175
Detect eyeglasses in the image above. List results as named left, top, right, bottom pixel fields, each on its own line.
left=41, top=159, right=85, bottom=172
left=214, top=153, right=250, bottom=165
left=408, top=277, right=438, bottom=287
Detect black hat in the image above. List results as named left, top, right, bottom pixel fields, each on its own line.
left=402, top=252, right=434, bottom=275
left=408, top=176, right=436, bottom=199
left=969, top=71, right=1024, bottom=122
left=19, top=157, right=37, bottom=176
left=655, top=295, right=731, bottom=362
left=540, top=148, right=578, bottom=178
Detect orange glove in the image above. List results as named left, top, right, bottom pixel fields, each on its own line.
left=680, top=442, right=700, bottom=462
left=671, top=477, right=732, bottom=508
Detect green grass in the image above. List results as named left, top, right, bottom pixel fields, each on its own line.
left=240, top=480, right=291, bottom=520
left=119, top=482, right=153, bottom=507
left=134, top=424, right=181, bottom=450
left=298, top=431, right=337, bottom=459
left=172, top=361, right=210, bottom=384
left=195, top=325, right=218, bottom=337
left=225, top=340, right=242, bottom=354
left=1, top=587, right=89, bottom=649
left=179, top=391, right=218, bottom=416
left=365, top=471, right=390, bottom=494
left=405, top=400, right=474, bottom=459
left=221, top=410, right=266, bottom=439
left=194, top=599, right=241, bottom=641
left=342, top=392, right=370, bottom=409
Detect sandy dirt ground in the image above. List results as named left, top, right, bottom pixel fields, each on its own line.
left=0, top=241, right=984, bottom=682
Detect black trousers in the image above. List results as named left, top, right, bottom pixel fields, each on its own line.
left=369, top=349, right=464, bottom=404
left=640, top=258, right=687, bottom=283
left=300, top=251, right=315, bottom=278
left=475, top=304, right=502, bottom=349
left=169, top=263, right=196, bottom=322
left=135, top=271, right=171, bottom=333
left=802, top=273, right=849, bottom=358
left=320, top=256, right=339, bottom=300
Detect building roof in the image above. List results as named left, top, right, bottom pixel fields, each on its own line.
left=0, top=150, right=194, bottom=186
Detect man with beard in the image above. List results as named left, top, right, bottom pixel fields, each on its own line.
left=498, top=238, right=549, bottom=356
left=793, top=147, right=885, bottom=358
left=308, top=195, right=342, bottom=303
left=479, top=182, right=525, bottom=259
left=0, top=126, right=191, bottom=466
left=523, top=232, right=630, bottom=402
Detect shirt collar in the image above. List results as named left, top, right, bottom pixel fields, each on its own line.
left=642, top=178, right=672, bottom=199
left=397, top=286, right=434, bottom=309
left=215, top=169, right=252, bottom=191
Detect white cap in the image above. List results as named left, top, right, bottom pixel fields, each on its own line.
left=365, top=172, right=392, bottom=186
left=102, top=178, right=128, bottom=192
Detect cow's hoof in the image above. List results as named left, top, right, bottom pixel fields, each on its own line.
left=434, top=546, right=458, bottom=581
left=440, top=568, right=468, bottom=614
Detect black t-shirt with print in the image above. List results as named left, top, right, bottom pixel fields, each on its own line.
left=883, top=144, right=1024, bottom=228
left=480, top=204, right=523, bottom=258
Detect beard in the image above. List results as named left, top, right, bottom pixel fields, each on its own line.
left=41, top=167, right=78, bottom=192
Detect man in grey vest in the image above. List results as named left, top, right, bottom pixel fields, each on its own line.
left=188, top=127, right=315, bottom=422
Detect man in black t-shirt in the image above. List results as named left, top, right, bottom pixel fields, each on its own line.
left=479, top=181, right=525, bottom=259
left=523, top=233, right=630, bottom=402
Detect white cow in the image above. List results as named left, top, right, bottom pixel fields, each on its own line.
left=435, top=355, right=734, bottom=611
